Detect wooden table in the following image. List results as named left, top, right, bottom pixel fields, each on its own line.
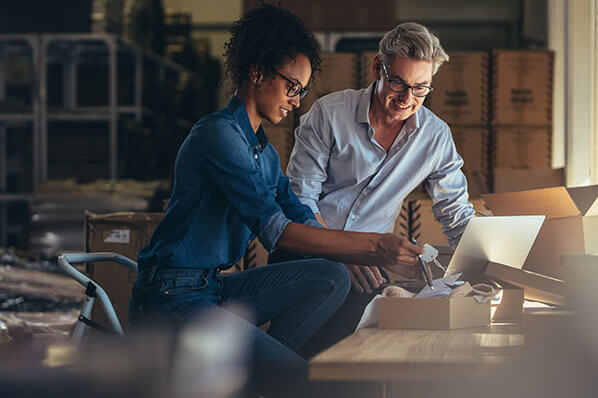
left=309, top=324, right=523, bottom=397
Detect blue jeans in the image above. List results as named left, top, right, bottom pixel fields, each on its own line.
left=128, top=258, right=351, bottom=396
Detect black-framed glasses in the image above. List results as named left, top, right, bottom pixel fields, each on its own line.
left=381, top=62, right=433, bottom=97
left=276, top=71, right=310, bottom=100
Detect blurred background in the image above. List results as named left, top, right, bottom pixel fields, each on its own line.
left=0, top=1, right=597, bottom=396
left=0, top=0, right=596, bottom=258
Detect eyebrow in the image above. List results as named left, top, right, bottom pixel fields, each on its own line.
left=389, top=72, right=431, bottom=86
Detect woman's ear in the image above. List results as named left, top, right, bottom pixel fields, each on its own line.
left=249, top=65, right=264, bottom=87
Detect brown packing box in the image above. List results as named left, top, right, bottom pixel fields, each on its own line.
left=491, top=284, right=525, bottom=322
left=359, top=51, right=378, bottom=88
left=491, top=126, right=551, bottom=169
left=451, top=126, right=489, bottom=175
left=395, top=197, right=490, bottom=246
left=485, top=261, right=564, bottom=305
left=492, top=168, right=564, bottom=193
left=427, top=52, right=488, bottom=125
left=298, top=52, right=358, bottom=116
left=482, top=186, right=598, bottom=280
left=490, top=50, right=553, bottom=125
left=85, top=212, right=164, bottom=329
left=378, top=296, right=491, bottom=330
left=244, top=238, right=269, bottom=269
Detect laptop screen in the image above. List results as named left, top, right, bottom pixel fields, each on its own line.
left=445, top=215, right=545, bottom=280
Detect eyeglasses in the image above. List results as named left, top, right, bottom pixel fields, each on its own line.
left=381, top=62, right=433, bottom=97
left=276, top=71, right=310, bottom=100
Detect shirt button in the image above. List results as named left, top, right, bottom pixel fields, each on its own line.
left=351, top=215, right=356, bottom=220
left=254, top=154, right=258, bottom=159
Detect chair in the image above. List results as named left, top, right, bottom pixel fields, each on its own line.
left=57, top=252, right=138, bottom=344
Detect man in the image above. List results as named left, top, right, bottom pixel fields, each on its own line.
left=283, top=22, right=475, bottom=357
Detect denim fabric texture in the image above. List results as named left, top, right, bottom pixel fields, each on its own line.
left=128, top=259, right=351, bottom=396
left=137, top=96, right=320, bottom=272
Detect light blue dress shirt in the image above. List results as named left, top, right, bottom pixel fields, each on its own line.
left=287, top=82, right=474, bottom=247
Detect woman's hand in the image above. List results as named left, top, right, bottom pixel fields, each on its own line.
left=374, top=234, right=424, bottom=279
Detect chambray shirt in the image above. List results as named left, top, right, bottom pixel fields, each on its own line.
left=287, top=82, right=474, bottom=247
left=138, top=97, right=320, bottom=271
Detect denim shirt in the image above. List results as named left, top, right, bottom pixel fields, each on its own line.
left=138, top=97, right=320, bottom=271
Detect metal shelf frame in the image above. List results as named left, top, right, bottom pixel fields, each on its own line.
left=0, top=33, right=144, bottom=193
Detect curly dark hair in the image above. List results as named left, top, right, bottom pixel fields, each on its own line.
left=224, top=4, right=321, bottom=92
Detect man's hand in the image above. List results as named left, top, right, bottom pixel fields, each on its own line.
left=375, top=234, right=424, bottom=279
left=345, top=264, right=386, bottom=294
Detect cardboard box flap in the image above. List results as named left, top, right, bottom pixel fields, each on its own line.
left=85, top=211, right=165, bottom=224
left=482, top=187, right=580, bottom=219
left=566, top=186, right=598, bottom=216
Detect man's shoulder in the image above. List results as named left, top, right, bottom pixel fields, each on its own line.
left=418, top=105, right=450, bottom=131
left=315, top=87, right=366, bottom=111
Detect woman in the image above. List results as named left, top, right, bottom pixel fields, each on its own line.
left=129, top=4, right=423, bottom=396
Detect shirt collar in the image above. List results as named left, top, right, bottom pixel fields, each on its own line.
left=357, top=81, right=421, bottom=136
left=228, top=96, right=269, bottom=152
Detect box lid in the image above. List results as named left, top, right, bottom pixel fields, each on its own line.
left=566, top=186, right=598, bottom=216
left=85, top=211, right=165, bottom=224
left=482, top=186, right=585, bottom=219
left=485, top=261, right=564, bottom=305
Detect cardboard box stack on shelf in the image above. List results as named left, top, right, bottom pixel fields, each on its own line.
left=359, top=51, right=378, bottom=88
left=298, top=52, right=359, bottom=118
left=426, top=51, right=490, bottom=199
left=393, top=191, right=491, bottom=249
left=490, top=50, right=562, bottom=193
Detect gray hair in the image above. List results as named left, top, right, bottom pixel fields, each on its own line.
left=378, top=22, right=449, bottom=75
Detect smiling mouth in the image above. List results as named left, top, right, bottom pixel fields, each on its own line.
left=280, top=107, right=290, bottom=117
left=392, top=99, right=411, bottom=110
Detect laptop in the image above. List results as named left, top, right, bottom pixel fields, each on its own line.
left=445, top=215, right=545, bottom=280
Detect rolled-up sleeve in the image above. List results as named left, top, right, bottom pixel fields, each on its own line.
left=192, top=120, right=289, bottom=251
left=286, top=101, right=332, bottom=215
left=275, top=168, right=322, bottom=227
left=425, top=125, right=475, bottom=247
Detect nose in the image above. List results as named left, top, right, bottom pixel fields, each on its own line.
left=397, top=88, right=414, bottom=104
left=289, top=95, right=300, bottom=109
left=405, top=88, right=416, bottom=101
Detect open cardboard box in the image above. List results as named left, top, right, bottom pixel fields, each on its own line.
left=377, top=281, right=524, bottom=330
left=380, top=213, right=550, bottom=330
left=485, top=261, right=565, bottom=306
left=482, top=186, right=598, bottom=280
left=378, top=296, right=491, bottom=330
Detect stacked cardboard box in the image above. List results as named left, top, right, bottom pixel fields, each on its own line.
left=298, top=52, right=359, bottom=117
left=359, top=51, right=378, bottom=88
left=394, top=193, right=491, bottom=247
left=490, top=50, right=560, bottom=192
left=427, top=52, right=490, bottom=198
